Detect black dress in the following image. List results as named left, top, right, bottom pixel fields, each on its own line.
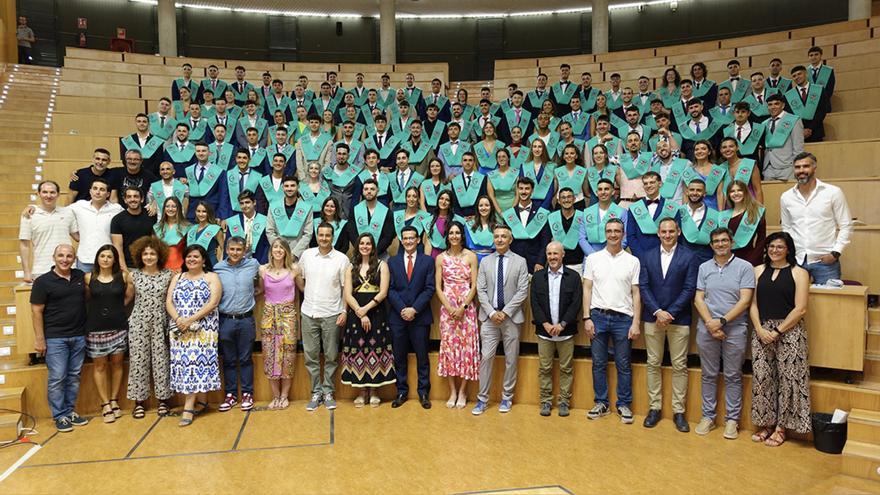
left=340, top=264, right=395, bottom=388
left=85, top=273, right=128, bottom=358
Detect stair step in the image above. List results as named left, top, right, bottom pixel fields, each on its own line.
left=871, top=308, right=880, bottom=327
left=863, top=353, right=880, bottom=382
left=0, top=386, right=25, bottom=413
left=868, top=329, right=880, bottom=354
left=849, top=409, right=880, bottom=443
left=0, top=412, right=21, bottom=441
left=843, top=441, right=880, bottom=481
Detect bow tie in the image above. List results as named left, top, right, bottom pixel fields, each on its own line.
left=731, top=77, right=740, bottom=81
left=646, top=199, right=660, bottom=205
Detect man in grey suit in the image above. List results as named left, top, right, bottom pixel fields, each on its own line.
left=472, top=224, right=530, bottom=415
left=762, top=93, right=804, bottom=181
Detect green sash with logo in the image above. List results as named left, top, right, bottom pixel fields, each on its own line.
left=582, top=203, right=625, bottom=244
left=551, top=81, right=577, bottom=105
left=586, top=135, right=621, bottom=160
left=401, top=140, right=432, bottom=165
left=226, top=213, right=268, bottom=254
left=723, top=122, right=766, bottom=157
left=721, top=159, right=756, bottom=193
left=617, top=152, right=652, bottom=180
left=578, top=87, right=600, bottom=111
left=149, top=114, right=175, bottom=140
left=121, top=134, right=164, bottom=159
left=548, top=210, right=584, bottom=250
left=678, top=119, right=722, bottom=142
left=174, top=78, right=197, bottom=99
left=670, top=100, right=690, bottom=128
left=226, top=169, right=262, bottom=212
left=451, top=172, right=485, bottom=208
left=681, top=164, right=726, bottom=198
left=259, top=175, right=284, bottom=207
left=388, top=171, right=425, bottom=204
left=227, top=106, right=243, bottom=122
left=563, top=111, right=590, bottom=136
left=812, top=65, right=834, bottom=88
left=365, top=134, right=402, bottom=160
left=658, top=158, right=690, bottom=200
left=586, top=164, right=618, bottom=193
left=527, top=132, right=561, bottom=159
left=394, top=209, right=432, bottom=240
left=521, top=162, right=556, bottom=201
left=299, top=133, right=332, bottom=162
left=439, top=141, right=471, bottom=168
left=186, top=223, right=221, bottom=249
left=425, top=120, right=447, bottom=149
left=322, top=164, right=361, bottom=189
left=527, top=90, right=549, bottom=110
left=679, top=205, right=719, bottom=246
left=153, top=223, right=187, bottom=245
left=358, top=168, right=390, bottom=197
left=507, top=147, right=528, bottom=170
left=420, top=180, right=451, bottom=208
left=501, top=207, right=550, bottom=240
left=718, top=79, right=748, bottom=103
left=185, top=164, right=222, bottom=197
left=247, top=148, right=268, bottom=170
left=300, top=181, right=331, bottom=215
left=209, top=142, right=234, bottom=169
left=741, top=88, right=779, bottom=118
left=149, top=179, right=187, bottom=208
left=718, top=206, right=765, bottom=250
left=692, top=80, right=716, bottom=100
left=785, top=84, right=824, bottom=121
left=200, top=104, right=216, bottom=119
left=391, top=116, right=415, bottom=140
left=708, top=107, right=736, bottom=127
left=474, top=140, right=505, bottom=171
left=629, top=199, right=679, bottom=235
left=472, top=115, right=501, bottom=140
left=312, top=218, right=346, bottom=246
left=266, top=94, right=291, bottom=117
left=764, top=113, right=799, bottom=149
left=503, top=107, right=532, bottom=135
left=648, top=132, right=683, bottom=152
left=164, top=143, right=196, bottom=165
left=404, top=87, right=422, bottom=108
left=271, top=200, right=311, bottom=238
left=429, top=214, right=466, bottom=249
left=658, top=86, right=681, bottom=108
left=201, top=79, right=228, bottom=100
left=353, top=202, right=389, bottom=240
left=554, top=166, right=587, bottom=196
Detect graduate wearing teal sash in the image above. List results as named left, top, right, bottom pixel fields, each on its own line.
left=562, top=101, right=590, bottom=140
left=724, top=120, right=766, bottom=159
left=464, top=216, right=496, bottom=263
left=520, top=161, right=556, bottom=210
left=200, top=77, right=228, bottom=104
left=657, top=86, right=681, bottom=109
left=585, top=135, right=621, bottom=165
left=187, top=222, right=222, bottom=264
left=551, top=80, right=578, bottom=109
left=579, top=202, right=627, bottom=255
left=208, top=141, right=235, bottom=169
left=656, top=157, right=690, bottom=202
left=471, top=114, right=501, bottom=142
left=450, top=170, right=486, bottom=217
left=352, top=201, right=393, bottom=254
left=310, top=217, right=349, bottom=252
left=717, top=206, right=765, bottom=264
left=718, top=78, right=748, bottom=104
left=391, top=115, right=416, bottom=141
left=527, top=132, right=561, bottom=160
left=763, top=112, right=799, bottom=149
left=784, top=83, right=824, bottom=121
left=365, top=132, right=402, bottom=164
left=647, top=131, right=683, bottom=152
left=501, top=205, right=550, bottom=242
left=394, top=209, right=432, bottom=241
left=473, top=139, right=505, bottom=174
left=625, top=194, right=680, bottom=258
left=121, top=132, right=164, bottom=169
left=172, top=77, right=197, bottom=101
left=258, top=173, right=285, bottom=209
left=503, top=106, right=533, bottom=140
left=322, top=161, right=362, bottom=215
left=423, top=118, right=447, bottom=150
left=300, top=179, right=332, bottom=216
left=419, top=178, right=450, bottom=209
left=387, top=169, right=424, bottom=208
left=554, top=164, right=588, bottom=206
left=226, top=211, right=269, bottom=263
left=526, top=85, right=550, bottom=114
left=266, top=196, right=313, bottom=259
left=357, top=166, right=391, bottom=204
left=678, top=202, right=719, bottom=264
left=437, top=138, right=472, bottom=176
left=297, top=131, right=332, bottom=163
left=741, top=88, right=778, bottom=120
left=149, top=112, right=175, bottom=141
left=149, top=178, right=187, bottom=214
left=224, top=166, right=262, bottom=215
left=586, top=164, right=618, bottom=205
left=162, top=141, right=196, bottom=178
left=547, top=207, right=585, bottom=264
left=577, top=86, right=601, bottom=114
left=708, top=105, right=736, bottom=127
left=616, top=151, right=653, bottom=180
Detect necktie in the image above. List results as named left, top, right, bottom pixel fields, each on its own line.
left=770, top=79, right=777, bottom=88
left=464, top=174, right=470, bottom=188
left=372, top=171, right=377, bottom=181
left=515, top=109, right=521, bottom=123
left=737, top=126, right=743, bottom=141
left=695, top=122, right=701, bottom=133
left=696, top=82, right=701, bottom=90
left=812, top=67, right=819, bottom=82
left=800, top=87, right=808, bottom=103
left=250, top=147, right=256, bottom=157
left=757, top=94, right=763, bottom=104
left=496, top=254, right=505, bottom=309
left=433, top=94, right=438, bottom=104
left=537, top=90, right=543, bottom=97
left=178, top=143, right=184, bottom=152
left=216, top=144, right=222, bottom=156
left=722, top=107, right=727, bottom=115
left=770, top=117, right=777, bottom=134
left=398, top=171, right=405, bottom=189
left=239, top=173, right=245, bottom=191
left=212, top=80, right=216, bottom=89
left=160, top=116, right=166, bottom=126
left=197, top=166, right=205, bottom=182
left=239, top=82, right=244, bottom=92
left=192, top=119, right=197, bottom=129
left=406, top=255, right=414, bottom=281
left=377, top=135, right=384, bottom=148
left=573, top=111, right=580, bottom=120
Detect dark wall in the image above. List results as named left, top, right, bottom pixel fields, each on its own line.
left=48, top=0, right=849, bottom=80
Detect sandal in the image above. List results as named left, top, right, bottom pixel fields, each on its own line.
left=132, top=403, right=146, bottom=420
left=751, top=427, right=772, bottom=443
left=279, top=397, right=289, bottom=409
left=178, top=409, right=195, bottom=427
left=110, top=398, right=122, bottom=419
left=370, top=394, right=381, bottom=407
left=157, top=401, right=170, bottom=417
left=193, top=401, right=209, bottom=416
left=354, top=395, right=366, bottom=408
left=101, top=402, right=116, bottom=424
left=765, top=427, right=786, bottom=447
left=267, top=397, right=279, bottom=410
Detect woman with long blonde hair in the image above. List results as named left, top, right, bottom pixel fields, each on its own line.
left=718, top=180, right=766, bottom=266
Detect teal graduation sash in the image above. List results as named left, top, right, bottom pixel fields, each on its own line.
left=501, top=207, right=550, bottom=240
left=353, top=202, right=390, bottom=240
left=185, top=164, right=223, bottom=197
left=149, top=179, right=186, bottom=207
left=153, top=223, right=187, bottom=245
left=391, top=116, right=415, bottom=140
left=201, top=79, right=228, bottom=99
left=423, top=93, right=448, bottom=112
left=451, top=172, right=485, bottom=208
left=186, top=223, right=221, bottom=249
left=400, top=140, right=432, bottom=164
left=266, top=94, right=291, bottom=116
left=121, top=134, right=163, bottom=158
left=174, top=78, right=197, bottom=98
left=300, top=180, right=332, bottom=214
left=364, top=134, right=402, bottom=160
left=586, top=135, right=621, bottom=160
left=394, top=209, right=432, bottom=240
left=358, top=168, right=391, bottom=197
left=503, top=107, right=532, bottom=134
left=682, top=164, right=727, bottom=197
left=718, top=206, right=765, bottom=250
left=388, top=171, right=425, bottom=204
left=377, top=88, right=396, bottom=110
left=164, top=142, right=196, bottom=163
left=429, top=214, right=466, bottom=249
left=259, top=174, right=285, bottom=207
left=334, top=139, right=364, bottom=165
left=658, top=158, right=690, bottom=200
left=420, top=180, right=451, bottom=208
left=298, top=133, right=332, bottom=161
left=563, top=111, right=590, bottom=136
left=648, top=132, right=683, bottom=152
left=526, top=90, right=549, bottom=110
left=718, top=79, right=748, bottom=103
left=225, top=213, right=268, bottom=254
left=678, top=119, right=722, bottom=142
left=521, top=162, right=556, bottom=200
left=312, top=218, right=346, bottom=246
left=764, top=113, right=799, bottom=149
left=208, top=142, right=234, bottom=168
left=708, top=107, right=736, bottom=127
left=237, top=117, right=268, bottom=140
left=548, top=210, right=584, bottom=250
left=658, top=86, right=681, bottom=108
left=723, top=122, right=766, bottom=157
left=248, top=148, right=268, bottom=170
left=691, top=80, right=716, bottom=99
left=148, top=114, right=175, bottom=140
left=617, top=152, right=653, bottom=180
left=404, top=87, right=422, bottom=108
left=350, top=86, right=369, bottom=106
left=200, top=104, right=216, bottom=119
left=605, top=91, right=624, bottom=110
left=425, top=120, right=447, bottom=149
left=171, top=101, right=190, bottom=121
left=269, top=143, right=296, bottom=164
left=271, top=200, right=311, bottom=238
left=322, top=164, right=361, bottom=189
left=226, top=169, right=263, bottom=211
left=586, top=164, right=618, bottom=193
left=679, top=205, right=720, bottom=246
left=187, top=119, right=209, bottom=142
left=226, top=106, right=243, bottom=122
left=208, top=114, right=238, bottom=136
left=741, top=88, right=779, bottom=118
left=628, top=199, right=679, bottom=235
left=551, top=81, right=578, bottom=105
left=554, top=166, right=587, bottom=196
left=582, top=203, right=625, bottom=244
left=526, top=133, right=560, bottom=159
left=670, top=99, right=691, bottom=128
left=473, top=140, right=506, bottom=171
left=578, top=87, right=600, bottom=111
left=465, top=219, right=495, bottom=250
left=460, top=104, right=478, bottom=122
left=811, top=65, right=834, bottom=88
left=507, top=147, right=528, bottom=170
left=471, top=115, right=501, bottom=140
left=591, top=110, right=626, bottom=131
left=785, top=84, right=824, bottom=120
left=721, top=158, right=757, bottom=193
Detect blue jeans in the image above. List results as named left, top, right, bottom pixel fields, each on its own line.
left=805, top=259, right=840, bottom=285
left=219, top=316, right=255, bottom=396
left=590, top=309, right=633, bottom=408
left=45, top=336, right=86, bottom=419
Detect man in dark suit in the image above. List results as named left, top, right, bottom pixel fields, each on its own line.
left=502, top=177, right=550, bottom=273
left=531, top=241, right=583, bottom=418
left=625, top=171, right=679, bottom=259
left=387, top=226, right=435, bottom=409
left=639, top=218, right=698, bottom=432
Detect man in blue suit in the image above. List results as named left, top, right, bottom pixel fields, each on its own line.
left=626, top=171, right=679, bottom=259
left=639, top=218, right=698, bottom=432
left=387, top=226, right=436, bottom=409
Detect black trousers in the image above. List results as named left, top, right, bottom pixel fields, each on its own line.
left=391, top=324, right=430, bottom=397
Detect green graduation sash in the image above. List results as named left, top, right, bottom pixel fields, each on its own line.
left=591, top=110, right=626, bottom=131
left=350, top=86, right=369, bottom=106
left=401, top=140, right=432, bottom=164
left=334, top=139, right=364, bottom=165
left=420, top=180, right=451, bottom=208
left=298, top=133, right=332, bottom=161
left=723, top=122, right=766, bottom=157
left=473, top=139, right=505, bottom=171
left=266, top=94, right=291, bottom=116
left=269, top=143, right=296, bottom=164
left=628, top=199, right=679, bottom=235
left=322, top=164, right=361, bottom=189
left=225, top=213, right=268, bottom=254
left=658, top=158, right=690, bottom=200
left=149, top=179, right=186, bottom=207
left=548, top=210, right=583, bottom=250
left=237, top=117, right=268, bottom=140
left=582, top=203, right=625, bottom=244
left=679, top=205, right=720, bottom=245
left=708, top=107, right=735, bottom=127
left=271, top=200, right=311, bottom=238
left=501, top=207, right=550, bottom=240
left=721, top=158, right=757, bottom=192
left=658, top=86, right=681, bottom=108
left=226, top=106, right=243, bottom=122
left=691, top=80, right=716, bottom=99
left=460, top=105, right=478, bottom=122
left=785, top=84, right=824, bottom=121
left=681, top=164, right=726, bottom=198
left=617, top=152, right=652, bottom=180
left=121, top=134, right=163, bottom=159
left=300, top=180, right=331, bottom=215
left=812, top=65, right=834, bottom=88
left=153, top=223, right=187, bottom=245
left=404, top=87, right=422, bottom=108
left=554, top=166, right=587, bottom=196
left=164, top=142, right=196, bottom=163
left=670, top=99, right=691, bottom=128
left=201, top=79, right=228, bottom=100
left=429, top=214, right=466, bottom=249
left=174, top=78, right=197, bottom=98
left=472, top=115, right=501, bottom=139
left=259, top=175, right=285, bottom=207
left=526, top=90, right=549, bottom=110
left=451, top=172, right=485, bottom=208
left=465, top=220, right=495, bottom=249
left=248, top=148, right=268, bottom=170
left=764, top=113, right=799, bottom=149
left=353, top=202, right=389, bottom=240
left=605, top=91, right=624, bottom=110
left=425, top=120, right=447, bottom=149
left=148, top=114, right=175, bottom=140
left=365, top=134, right=402, bottom=160
left=185, top=164, right=223, bottom=197
left=647, top=132, right=683, bottom=152
left=521, top=162, right=556, bottom=200
left=718, top=79, right=749, bottom=103
left=209, top=142, right=235, bottom=168
left=394, top=209, right=432, bottom=240
left=507, top=147, right=528, bottom=170
left=578, top=87, right=600, bottom=111
left=586, top=135, right=621, bottom=160
left=358, top=168, right=391, bottom=197
left=388, top=171, right=425, bottom=204
left=741, top=88, right=778, bottom=118
left=718, top=206, right=765, bottom=250
left=563, top=111, right=590, bottom=136
left=377, top=88, right=396, bottom=110
left=186, top=223, right=221, bottom=249
left=171, top=101, right=191, bottom=121
left=678, top=119, right=722, bottom=142
left=312, top=218, right=346, bottom=246
left=208, top=114, right=238, bottom=135
left=226, top=169, right=262, bottom=211
left=200, top=104, right=216, bottom=119
left=586, top=164, right=618, bottom=193
left=526, top=133, right=560, bottom=159
left=424, top=94, right=448, bottom=112
left=551, top=81, right=578, bottom=105
left=503, top=107, right=532, bottom=134
left=391, top=116, right=415, bottom=139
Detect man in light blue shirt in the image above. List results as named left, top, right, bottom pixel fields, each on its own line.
left=213, top=237, right=260, bottom=412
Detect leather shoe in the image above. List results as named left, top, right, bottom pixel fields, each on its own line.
left=391, top=395, right=407, bottom=408
left=643, top=409, right=661, bottom=428
left=673, top=413, right=690, bottom=432
left=419, top=395, right=432, bottom=409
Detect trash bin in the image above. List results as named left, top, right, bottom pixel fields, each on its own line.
left=812, top=412, right=847, bottom=454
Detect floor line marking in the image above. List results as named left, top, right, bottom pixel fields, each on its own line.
left=124, top=416, right=163, bottom=459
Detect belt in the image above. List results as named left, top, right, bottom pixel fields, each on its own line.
left=220, top=311, right=253, bottom=320
left=593, top=308, right=627, bottom=317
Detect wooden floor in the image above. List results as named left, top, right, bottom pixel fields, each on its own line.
left=1, top=399, right=879, bottom=495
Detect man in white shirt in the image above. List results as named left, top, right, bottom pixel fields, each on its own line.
left=582, top=218, right=641, bottom=425
left=780, top=152, right=852, bottom=284
left=68, top=178, right=123, bottom=272
left=19, top=181, right=79, bottom=282
left=296, top=223, right=350, bottom=411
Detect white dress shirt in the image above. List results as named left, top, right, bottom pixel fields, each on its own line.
left=583, top=248, right=641, bottom=316
left=734, top=121, right=752, bottom=142
left=687, top=203, right=706, bottom=225
left=660, top=244, right=676, bottom=278
left=69, top=200, right=123, bottom=263
left=538, top=267, right=573, bottom=342
left=780, top=180, right=853, bottom=264
left=688, top=115, right=710, bottom=133
left=299, top=247, right=350, bottom=318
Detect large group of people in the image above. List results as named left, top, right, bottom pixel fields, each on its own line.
left=22, top=49, right=854, bottom=449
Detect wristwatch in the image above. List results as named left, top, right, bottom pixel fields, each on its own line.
left=831, top=251, right=841, bottom=259
left=719, top=317, right=728, bottom=326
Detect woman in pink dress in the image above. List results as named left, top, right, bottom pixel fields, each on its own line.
left=435, top=221, right=480, bottom=409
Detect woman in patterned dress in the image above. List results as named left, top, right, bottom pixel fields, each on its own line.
left=341, top=233, right=395, bottom=406
left=435, top=221, right=480, bottom=409
left=154, top=196, right=190, bottom=271
left=749, top=232, right=811, bottom=446
left=258, top=239, right=300, bottom=410
left=165, top=245, right=222, bottom=427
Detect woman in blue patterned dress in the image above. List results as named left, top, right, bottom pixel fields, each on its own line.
left=165, top=244, right=222, bottom=427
